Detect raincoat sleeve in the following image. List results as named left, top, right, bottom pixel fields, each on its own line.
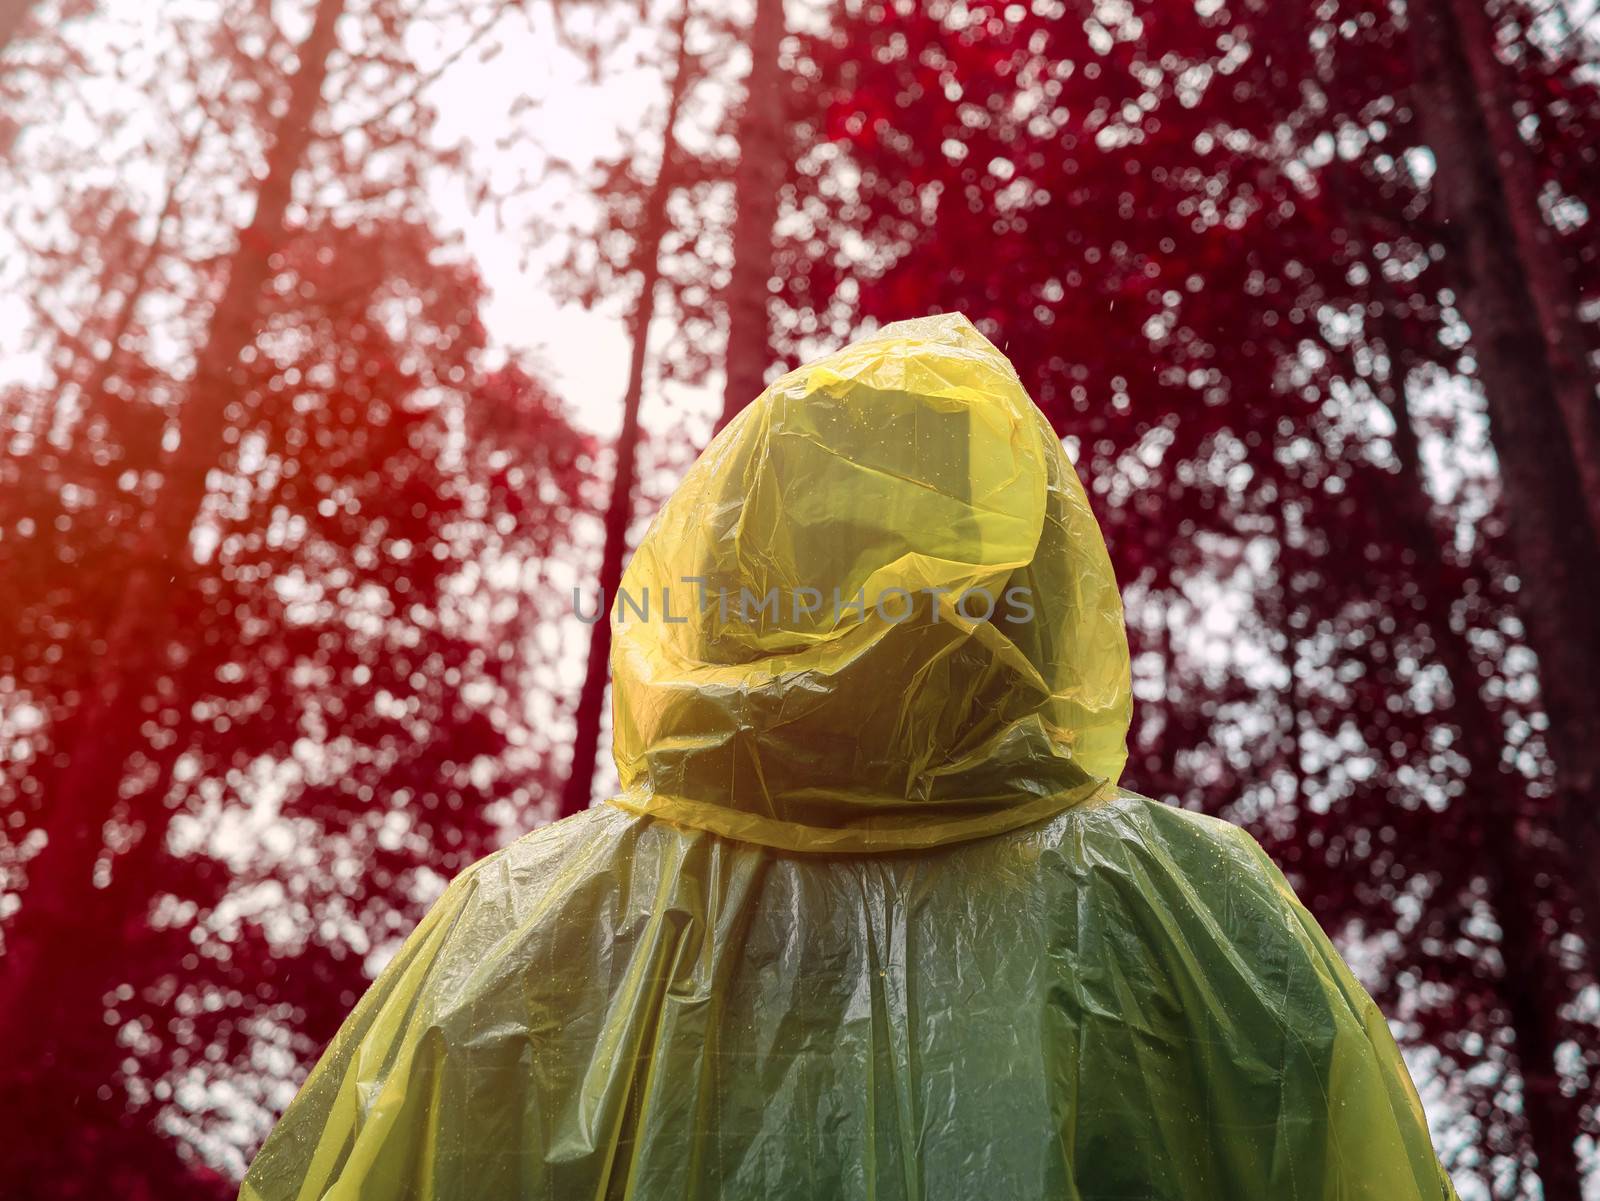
left=238, top=864, right=484, bottom=1201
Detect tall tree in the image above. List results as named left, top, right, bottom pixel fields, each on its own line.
left=1372, top=293, right=1584, bottom=1199
left=556, top=0, right=704, bottom=818
left=529, top=0, right=797, bottom=810
left=0, top=0, right=350, bottom=1061
left=1406, top=0, right=1600, bottom=966
left=718, top=0, right=787, bottom=429
left=1424, top=0, right=1600, bottom=536
left=0, top=2, right=589, bottom=1193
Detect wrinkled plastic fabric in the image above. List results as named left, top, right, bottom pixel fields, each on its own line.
left=241, top=315, right=1458, bottom=1201
left=608, top=314, right=1131, bottom=852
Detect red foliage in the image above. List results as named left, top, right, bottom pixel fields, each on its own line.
left=0, top=3, right=590, bottom=1195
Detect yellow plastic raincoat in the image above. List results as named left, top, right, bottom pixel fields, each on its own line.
left=241, top=315, right=1457, bottom=1201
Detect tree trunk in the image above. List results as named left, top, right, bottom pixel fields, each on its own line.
left=558, top=1, right=696, bottom=819
left=716, top=0, right=785, bottom=431
left=0, top=743, right=211, bottom=1196
left=1436, top=0, right=1600, bottom=544
left=0, top=0, right=347, bottom=1050
left=1374, top=306, right=1585, bottom=1201
left=1407, top=0, right=1600, bottom=965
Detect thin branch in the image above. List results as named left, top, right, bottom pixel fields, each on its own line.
left=332, top=0, right=518, bottom=138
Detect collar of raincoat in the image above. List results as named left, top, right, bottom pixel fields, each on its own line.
left=606, top=313, right=1132, bottom=853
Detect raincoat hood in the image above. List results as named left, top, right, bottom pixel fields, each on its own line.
left=608, top=313, right=1132, bottom=852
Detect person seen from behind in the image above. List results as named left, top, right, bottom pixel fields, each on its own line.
left=241, top=314, right=1458, bottom=1201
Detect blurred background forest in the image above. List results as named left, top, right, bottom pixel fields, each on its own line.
left=2, top=0, right=1599, bottom=1196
